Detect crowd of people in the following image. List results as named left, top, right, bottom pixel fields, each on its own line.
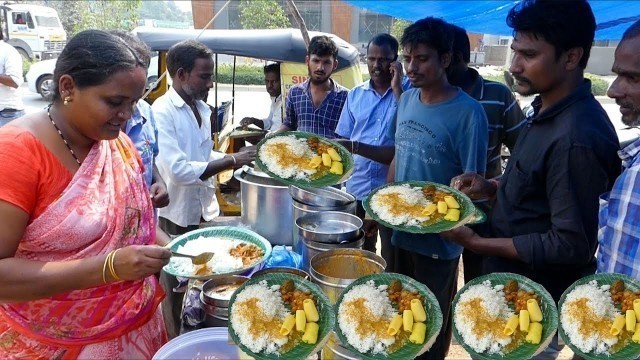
left=0, top=0, right=639, bottom=358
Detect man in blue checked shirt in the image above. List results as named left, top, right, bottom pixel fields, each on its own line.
left=275, top=35, right=348, bottom=138
left=335, top=33, right=409, bottom=271
left=597, top=20, right=640, bottom=279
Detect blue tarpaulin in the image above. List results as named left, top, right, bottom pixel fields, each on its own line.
left=344, top=1, right=639, bottom=40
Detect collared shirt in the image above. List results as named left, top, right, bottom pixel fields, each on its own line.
left=466, top=68, right=526, bottom=180
left=597, top=138, right=640, bottom=279
left=124, top=100, right=158, bottom=188
left=487, top=80, right=621, bottom=301
left=335, top=80, right=405, bottom=200
left=152, top=87, right=226, bottom=227
left=0, top=41, right=24, bottom=112
left=263, top=94, right=283, bottom=131
left=283, top=79, right=348, bottom=138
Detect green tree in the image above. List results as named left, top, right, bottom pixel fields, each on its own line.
left=73, top=0, right=142, bottom=35
left=391, top=18, right=412, bottom=41
left=239, top=0, right=290, bottom=29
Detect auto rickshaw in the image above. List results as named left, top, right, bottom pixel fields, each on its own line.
left=134, top=27, right=363, bottom=214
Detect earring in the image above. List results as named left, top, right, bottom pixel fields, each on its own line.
left=63, top=96, right=71, bottom=106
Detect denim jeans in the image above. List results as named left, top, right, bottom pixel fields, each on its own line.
left=0, top=109, right=25, bottom=127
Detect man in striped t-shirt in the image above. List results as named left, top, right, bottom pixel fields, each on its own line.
left=446, top=25, right=526, bottom=283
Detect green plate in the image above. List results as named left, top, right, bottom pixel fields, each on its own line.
left=228, top=273, right=336, bottom=359
left=558, top=273, right=640, bottom=360
left=452, top=272, right=558, bottom=359
left=255, top=131, right=354, bottom=187
left=334, top=273, right=443, bottom=359
left=363, top=180, right=486, bottom=234
left=163, top=226, right=272, bottom=280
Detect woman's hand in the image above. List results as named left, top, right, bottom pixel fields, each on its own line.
left=111, top=245, right=171, bottom=281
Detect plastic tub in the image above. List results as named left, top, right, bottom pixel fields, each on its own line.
left=153, top=327, right=249, bottom=359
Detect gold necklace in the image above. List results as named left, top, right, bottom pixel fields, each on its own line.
left=47, top=105, right=81, bottom=166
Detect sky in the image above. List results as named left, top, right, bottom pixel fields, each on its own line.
left=173, top=0, right=192, bottom=12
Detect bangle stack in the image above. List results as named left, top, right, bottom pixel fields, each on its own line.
left=102, top=249, right=121, bottom=284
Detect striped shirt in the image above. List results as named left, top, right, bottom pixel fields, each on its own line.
left=283, top=79, right=348, bottom=138
left=467, top=69, right=526, bottom=179
left=597, top=139, right=640, bottom=279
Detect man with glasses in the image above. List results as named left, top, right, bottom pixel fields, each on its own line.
left=335, top=33, right=408, bottom=270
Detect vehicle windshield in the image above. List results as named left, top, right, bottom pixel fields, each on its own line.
left=35, top=15, right=61, bottom=28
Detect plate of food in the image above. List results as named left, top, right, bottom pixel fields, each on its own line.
left=558, top=273, right=640, bottom=359
left=163, top=226, right=272, bottom=280
left=255, top=131, right=354, bottom=187
left=228, top=273, right=335, bottom=359
left=230, top=126, right=268, bottom=139
left=362, top=181, right=485, bottom=234
left=452, top=272, right=558, bottom=359
left=334, top=273, right=442, bottom=359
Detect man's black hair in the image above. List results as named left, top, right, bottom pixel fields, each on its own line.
left=451, top=25, right=471, bottom=64
left=263, top=63, right=280, bottom=76
left=621, top=20, right=640, bottom=42
left=307, top=35, right=338, bottom=59
left=506, top=0, right=595, bottom=68
left=400, top=17, right=453, bottom=56
left=367, top=33, right=399, bottom=60
left=166, top=40, right=213, bottom=77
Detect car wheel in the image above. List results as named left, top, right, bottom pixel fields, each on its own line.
left=37, top=75, right=54, bottom=102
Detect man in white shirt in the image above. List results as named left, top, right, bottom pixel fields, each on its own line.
left=0, top=32, right=25, bottom=127
left=153, top=39, right=255, bottom=237
left=153, top=39, right=255, bottom=339
left=240, top=63, right=283, bottom=131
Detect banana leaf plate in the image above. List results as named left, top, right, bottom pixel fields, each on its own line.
left=228, top=273, right=335, bottom=360
left=452, top=272, right=558, bottom=360
left=362, top=180, right=486, bottom=234
left=334, top=273, right=443, bottom=359
left=255, top=131, right=354, bottom=187
left=558, top=273, right=640, bottom=360
left=163, top=226, right=272, bottom=280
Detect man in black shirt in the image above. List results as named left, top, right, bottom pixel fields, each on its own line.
left=443, top=0, right=620, bottom=320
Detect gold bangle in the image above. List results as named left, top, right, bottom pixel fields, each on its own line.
left=109, top=249, right=121, bottom=281
left=102, top=251, right=111, bottom=284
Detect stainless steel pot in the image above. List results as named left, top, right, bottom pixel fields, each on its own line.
left=252, top=266, right=310, bottom=280
left=296, top=211, right=363, bottom=243
left=291, top=198, right=356, bottom=253
left=300, top=231, right=365, bottom=272
left=234, top=166, right=293, bottom=246
left=309, top=248, right=386, bottom=304
left=200, top=275, right=248, bottom=308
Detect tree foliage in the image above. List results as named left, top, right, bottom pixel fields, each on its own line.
left=239, top=0, right=290, bottom=30
left=139, top=0, right=192, bottom=25
left=391, top=19, right=412, bottom=41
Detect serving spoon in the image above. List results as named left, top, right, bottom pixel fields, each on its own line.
left=169, top=250, right=215, bottom=265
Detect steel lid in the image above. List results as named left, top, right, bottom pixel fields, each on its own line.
left=289, top=185, right=355, bottom=207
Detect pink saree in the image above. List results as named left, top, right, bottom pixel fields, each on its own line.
left=0, top=134, right=166, bottom=359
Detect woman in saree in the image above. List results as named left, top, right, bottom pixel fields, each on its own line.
left=0, top=30, right=171, bottom=358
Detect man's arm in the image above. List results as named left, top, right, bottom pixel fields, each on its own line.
left=449, top=145, right=610, bottom=267
left=0, top=50, right=23, bottom=89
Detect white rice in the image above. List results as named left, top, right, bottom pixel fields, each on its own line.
left=370, top=184, right=432, bottom=226
left=230, top=281, right=289, bottom=354
left=259, top=135, right=317, bottom=180
left=338, top=280, right=396, bottom=355
left=170, top=236, right=257, bottom=275
left=454, top=281, right=513, bottom=354
left=561, top=280, right=620, bottom=354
